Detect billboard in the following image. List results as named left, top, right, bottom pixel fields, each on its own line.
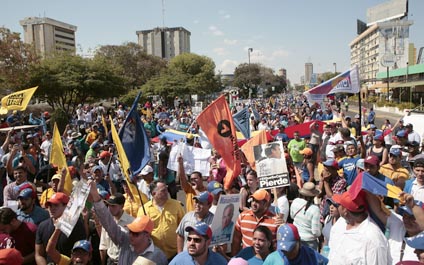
left=366, top=0, right=408, bottom=26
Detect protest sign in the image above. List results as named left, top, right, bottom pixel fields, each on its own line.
left=254, top=142, right=290, bottom=189
left=57, top=180, right=90, bottom=237
left=167, top=142, right=211, bottom=176
left=210, top=194, right=240, bottom=246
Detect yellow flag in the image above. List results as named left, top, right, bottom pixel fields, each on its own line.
left=109, top=116, right=142, bottom=206
left=50, top=123, right=73, bottom=195
left=101, top=115, right=109, bottom=135
left=0, top=86, right=38, bottom=114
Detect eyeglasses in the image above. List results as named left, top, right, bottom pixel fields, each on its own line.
left=187, top=236, right=203, bottom=243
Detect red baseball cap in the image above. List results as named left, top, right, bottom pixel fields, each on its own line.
left=364, top=155, right=380, bottom=166
left=46, top=192, right=70, bottom=206
left=333, top=191, right=366, bottom=213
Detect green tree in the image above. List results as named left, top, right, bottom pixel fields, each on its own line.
left=94, top=43, right=167, bottom=91
left=141, top=53, right=220, bottom=105
left=0, top=27, right=39, bottom=92
left=318, top=71, right=339, bottom=83
left=29, top=52, right=125, bottom=114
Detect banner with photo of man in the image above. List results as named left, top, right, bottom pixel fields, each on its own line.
left=210, top=194, right=240, bottom=246
left=254, top=142, right=290, bottom=188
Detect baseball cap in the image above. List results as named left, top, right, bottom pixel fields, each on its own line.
left=92, top=165, right=103, bottom=173
left=405, top=231, right=424, bottom=250
left=333, top=191, right=366, bottom=213
left=90, top=142, right=100, bottom=149
left=193, top=191, right=213, bottom=204
left=185, top=222, right=212, bottom=239
left=207, top=181, right=223, bottom=195
left=105, top=193, right=125, bottom=205
left=276, top=223, right=300, bottom=252
left=396, top=130, right=407, bottom=138
left=250, top=189, right=271, bottom=202
left=127, top=216, right=154, bottom=234
left=356, top=159, right=365, bottom=170
left=406, top=141, right=420, bottom=147
left=364, top=155, right=380, bottom=166
left=326, top=197, right=339, bottom=207
left=299, top=148, right=313, bottom=156
left=51, top=173, right=61, bottom=181
left=18, top=188, right=35, bottom=199
left=323, top=159, right=339, bottom=169
left=345, top=116, right=351, bottom=120
left=373, top=134, right=384, bottom=141
left=99, top=151, right=111, bottom=159
left=389, top=147, right=401, bottom=157
left=72, top=240, right=92, bottom=253
left=46, top=192, right=70, bottom=206
left=98, top=190, right=110, bottom=200
left=332, top=145, right=345, bottom=153
left=0, top=248, right=23, bottom=265
left=414, top=158, right=424, bottom=168
left=354, top=114, right=360, bottom=119
left=140, top=165, right=154, bottom=175
left=405, top=123, right=413, bottom=128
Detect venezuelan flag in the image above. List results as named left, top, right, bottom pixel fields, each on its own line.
left=349, top=172, right=402, bottom=200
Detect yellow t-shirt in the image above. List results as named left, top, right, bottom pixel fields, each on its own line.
left=58, top=254, right=71, bottom=265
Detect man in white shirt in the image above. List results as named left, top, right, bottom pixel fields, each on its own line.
left=405, top=123, right=422, bottom=145
left=328, top=191, right=392, bottom=265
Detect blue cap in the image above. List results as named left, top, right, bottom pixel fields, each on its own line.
left=277, top=224, right=300, bottom=252
left=72, top=240, right=92, bottom=253
left=185, top=222, right=212, bottom=239
left=98, top=189, right=110, bottom=200
left=18, top=188, right=35, bottom=199
left=396, top=130, right=407, bottom=138
left=90, top=142, right=100, bottom=149
left=389, top=147, right=401, bottom=157
left=405, top=231, right=424, bottom=249
left=92, top=165, right=103, bottom=173
left=207, top=181, right=223, bottom=195
left=193, top=191, right=213, bottom=204
left=323, top=159, right=339, bottom=169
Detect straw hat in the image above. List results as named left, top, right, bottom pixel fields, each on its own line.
left=299, top=182, right=319, bottom=197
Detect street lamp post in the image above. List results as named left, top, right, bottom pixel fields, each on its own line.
left=248, top=48, right=253, bottom=99
left=333, top=63, right=337, bottom=74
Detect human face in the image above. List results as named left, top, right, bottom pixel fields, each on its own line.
left=51, top=179, right=60, bottom=192
left=346, top=145, right=356, bottom=157
left=152, top=183, right=168, bottom=202
left=107, top=204, right=123, bottom=217
left=246, top=173, right=258, bottom=188
left=364, top=163, right=379, bottom=176
left=48, top=203, right=67, bottom=219
left=18, top=197, right=34, bottom=212
left=194, top=199, right=210, bottom=217
left=71, top=249, right=91, bottom=265
left=293, top=133, right=300, bottom=141
left=389, top=154, right=401, bottom=165
left=252, top=231, right=271, bottom=256
left=329, top=204, right=340, bottom=218
left=14, top=169, right=27, bottom=185
left=93, top=170, right=103, bottom=182
left=129, top=230, right=149, bottom=248
left=414, top=166, right=424, bottom=184
left=222, top=207, right=233, bottom=229
left=190, top=173, right=203, bottom=188
left=270, top=146, right=282, bottom=159
left=251, top=199, right=267, bottom=216
left=187, top=232, right=209, bottom=257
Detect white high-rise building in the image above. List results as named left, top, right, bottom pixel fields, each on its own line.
left=136, top=27, right=190, bottom=59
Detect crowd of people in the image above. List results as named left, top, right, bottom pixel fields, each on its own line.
left=0, top=94, right=423, bottom=265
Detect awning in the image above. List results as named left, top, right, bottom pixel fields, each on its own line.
left=390, top=80, right=424, bottom=88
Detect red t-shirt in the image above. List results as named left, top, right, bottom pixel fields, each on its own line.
left=11, top=221, right=37, bottom=260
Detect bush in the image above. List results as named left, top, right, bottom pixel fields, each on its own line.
left=50, top=108, right=69, bottom=133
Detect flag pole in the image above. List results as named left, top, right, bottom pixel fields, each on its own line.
left=128, top=168, right=146, bottom=215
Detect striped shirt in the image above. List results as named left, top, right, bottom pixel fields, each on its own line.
left=235, top=209, right=278, bottom=248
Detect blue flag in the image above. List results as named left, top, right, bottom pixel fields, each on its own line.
left=118, top=92, right=151, bottom=176
left=233, top=107, right=251, bottom=139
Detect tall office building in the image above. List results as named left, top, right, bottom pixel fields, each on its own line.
left=136, top=27, right=190, bottom=60
left=305, top=63, right=313, bottom=84
left=19, top=17, right=77, bottom=56
left=350, top=0, right=412, bottom=90
left=278, top=68, right=287, bottom=79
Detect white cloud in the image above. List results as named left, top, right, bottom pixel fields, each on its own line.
left=218, top=59, right=239, bottom=74
left=213, top=47, right=227, bottom=56
left=208, top=25, right=224, bottom=36
left=224, top=39, right=238, bottom=45
left=224, top=14, right=231, bottom=19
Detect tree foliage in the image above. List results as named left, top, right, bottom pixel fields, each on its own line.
left=141, top=53, right=220, bottom=105
left=0, top=27, right=39, bottom=92
left=94, top=43, right=167, bottom=91
left=28, top=52, right=125, bottom=114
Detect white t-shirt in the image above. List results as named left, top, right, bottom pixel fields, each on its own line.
left=328, top=216, right=392, bottom=265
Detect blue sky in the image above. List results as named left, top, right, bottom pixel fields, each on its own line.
left=3, top=0, right=424, bottom=84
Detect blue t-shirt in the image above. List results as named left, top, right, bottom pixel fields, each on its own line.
left=263, top=245, right=328, bottom=265
left=338, top=156, right=360, bottom=186
left=170, top=249, right=227, bottom=265
left=236, top=246, right=265, bottom=265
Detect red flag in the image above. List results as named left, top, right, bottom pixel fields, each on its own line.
left=196, top=95, right=241, bottom=190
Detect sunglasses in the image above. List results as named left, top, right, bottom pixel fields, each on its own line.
left=187, top=236, right=203, bottom=243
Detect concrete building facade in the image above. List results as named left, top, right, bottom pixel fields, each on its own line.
left=305, top=63, right=313, bottom=85
left=19, top=17, right=77, bottom=56
left=136, top=27, right=190, bottom=59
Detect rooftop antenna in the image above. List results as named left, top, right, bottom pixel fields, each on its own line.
left=161, top=0, right=165, bottom=29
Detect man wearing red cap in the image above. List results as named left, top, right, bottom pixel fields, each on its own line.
left=328, top=191, right=391, bottom=264
left=232, top=189, right=282, bottom=256
left=89, top=180, right=167, bottom=265
left=35, top=192, right=86, bottom=264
